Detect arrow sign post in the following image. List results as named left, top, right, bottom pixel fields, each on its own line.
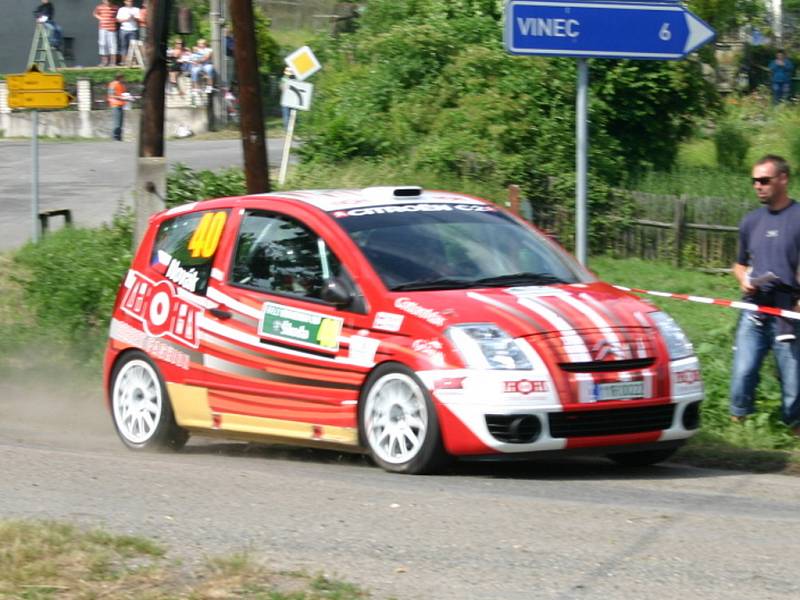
left=505, top=1, right=715, bottom=60
left=504, top=1, right=715, bottom=265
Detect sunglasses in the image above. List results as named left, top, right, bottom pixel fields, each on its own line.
left=751, top=176, right=777, bottom=185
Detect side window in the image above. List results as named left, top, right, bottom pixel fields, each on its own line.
left=150, top=209, right=229, bottom=296
left=231, top=210, right=344, bottom=301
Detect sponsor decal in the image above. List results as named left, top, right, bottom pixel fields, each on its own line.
left=395, top=297, right=446, bottom=327
left=372, top=311, right=404, bottom=332
left=411, top=339, right=445, bottom=367
left=121, top=271, right=202, bottom=348
left=259, top=302, right=343, bottom=351
left=333, top=203, right=496, bottom=218
left=348, top=335, right=380, bottom=365
left=503, top=379, right=549, bottom=394
left=675, top=369, right=701, bottom=385
left=109, top=318, right=191, bottom=370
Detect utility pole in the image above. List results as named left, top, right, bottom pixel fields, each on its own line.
left=134, top=0, right=173, bottom=245
left=209, top=0, right=226, bottom=126
left=230, top=0, right=270, bottom=193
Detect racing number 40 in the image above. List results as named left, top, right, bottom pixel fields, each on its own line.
left=188, top=211, right=228, bottom=258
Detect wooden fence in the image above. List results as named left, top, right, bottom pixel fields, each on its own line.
left=509, top=186, right=757, bottom=270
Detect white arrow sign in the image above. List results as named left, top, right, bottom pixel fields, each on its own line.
left=280, top=80, right=314, bottom=111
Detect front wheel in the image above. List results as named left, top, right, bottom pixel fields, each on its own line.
left=359, top=363, right=447, bottom=474
left=110, top=351, right=188, bottom=451
left=606, top=448, right=677, bottom=467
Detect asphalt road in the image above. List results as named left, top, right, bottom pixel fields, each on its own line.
left=0, top=137, right=288, bottom=252
left=1, top=377, right=799, bottom=600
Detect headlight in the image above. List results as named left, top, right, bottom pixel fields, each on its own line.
left=649, top=311, right=693, bottom=360
left=446, top=324, right=532, bottom=370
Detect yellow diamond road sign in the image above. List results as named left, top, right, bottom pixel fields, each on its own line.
left=6, top=66, right=71, bottom=109
left=285, top=46, right=321, bottom=81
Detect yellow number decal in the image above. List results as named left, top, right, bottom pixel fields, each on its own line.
left=316, top=318, right=341, bottom=349
left=188, top=211, right=228, bottom=258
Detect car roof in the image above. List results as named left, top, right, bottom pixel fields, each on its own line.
left=162, top=187, right=489, bottom=219
left=254, top=187, right=490, bottom=213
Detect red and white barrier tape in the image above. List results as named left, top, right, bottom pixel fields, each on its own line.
left=612, top=285, right=800, bottom=321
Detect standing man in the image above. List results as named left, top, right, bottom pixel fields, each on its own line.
left=108, top=72, right=127, bottom=141
left=116, top=0, right=140, bottom=66
left=94, top=0, right=118, bottom=66
left=731, top=155, right=800, bottom=435
left=768, top=49, right=794, bottom=104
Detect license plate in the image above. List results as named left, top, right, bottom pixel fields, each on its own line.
left=593, top=381, right=645, bottom=401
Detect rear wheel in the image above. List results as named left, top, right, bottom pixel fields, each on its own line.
left=606, top=448, right=677, bottom=467
left=359, top=364, right=447, bottom=474
left=110, top=351, right=188, bottom=451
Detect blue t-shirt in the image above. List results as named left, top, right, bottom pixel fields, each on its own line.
left=737, top=200, right=800, bottom=292
left=769, top=58, right=794, bottom=84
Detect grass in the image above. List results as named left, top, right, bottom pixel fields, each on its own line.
left=634, top=95, right=800, bottom=199
left=0, top=519, right=368, bottom=599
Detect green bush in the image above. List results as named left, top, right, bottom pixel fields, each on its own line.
left=12, top=213, right=133, bottom=360
left=301, top=0, right=717, bottom=186
left=714, top=121, right=751, bottom=171
left=166, top=163, right=246, bottom=208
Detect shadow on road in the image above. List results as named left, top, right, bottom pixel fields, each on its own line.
left=179, top=437, right=744, bottom=482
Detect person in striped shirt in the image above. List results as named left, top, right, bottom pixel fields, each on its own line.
left=94, top=0, right=118, bottom=66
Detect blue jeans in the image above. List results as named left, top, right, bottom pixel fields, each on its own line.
left=111, top=106, right=124, bottom=141
left=772, top=81, right=791, bottom=104
left=730, top=312, right=800, bottom=425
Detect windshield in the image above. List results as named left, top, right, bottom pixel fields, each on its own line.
left=334, top=203, right=593, bottom=291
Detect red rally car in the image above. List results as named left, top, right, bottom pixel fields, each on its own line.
left=103, top=186, right=703, bottom=474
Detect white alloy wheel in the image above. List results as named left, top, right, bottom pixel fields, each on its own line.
left=363, top=372, right=429, bottom=466
left=112, top=358, right=164, bottom=445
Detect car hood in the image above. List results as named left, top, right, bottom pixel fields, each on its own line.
left=390, top=282, right=657, bottom=339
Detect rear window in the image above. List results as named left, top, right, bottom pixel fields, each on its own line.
left=149, top=209, right=230, bottom=295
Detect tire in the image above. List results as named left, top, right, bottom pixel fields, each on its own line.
left=359, top=363, right=448, bottom=474
left=109, top=351, right=189, bottom=451
left=606, top=448, right=677, bottom=467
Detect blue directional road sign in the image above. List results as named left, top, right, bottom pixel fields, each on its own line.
left=505, top=1, right=716, bottom=60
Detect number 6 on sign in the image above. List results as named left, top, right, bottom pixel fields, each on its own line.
left=659, top=22, right=671, bottom=41
left=188, top=211, right=228, bottom=258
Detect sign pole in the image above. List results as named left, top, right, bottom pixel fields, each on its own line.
left=575, top=59, right=588, bottom=265
left=278, top=109, right=297, bottom=186
left=31, top=109, right=40, bottom=243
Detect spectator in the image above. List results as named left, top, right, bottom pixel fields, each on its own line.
left=138, top=0, right=148, bottom=43
left=190, top=39, right=215, bottom=93
left=94, top=0, right=118, bottom=66
left=107, top=71, right=128, bottom=141
left=34, top=0, right=63, bottom=51
left=731, top=154, right=800, bottom=435
left=116, top=0, right=140, bottom=66
left=769, top=49, right=794, bottom=104
left=167, top=38, right=190, bottom=94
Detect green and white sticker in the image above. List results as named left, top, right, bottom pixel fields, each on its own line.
left=259, top=302, right=343, bottom=351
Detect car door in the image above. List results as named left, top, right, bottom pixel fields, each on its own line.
left=201, top=207, right=375, bottom=446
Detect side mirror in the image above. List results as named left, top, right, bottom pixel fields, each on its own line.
left=321, top=277, right=354, bottom=308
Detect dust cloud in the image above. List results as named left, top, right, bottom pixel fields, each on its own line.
left=0, top=351, right=114, bottom=450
